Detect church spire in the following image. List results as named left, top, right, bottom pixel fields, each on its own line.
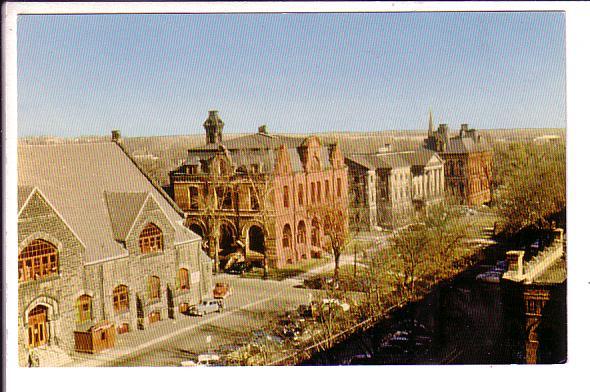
left=428, top=109, right=434, bottom=136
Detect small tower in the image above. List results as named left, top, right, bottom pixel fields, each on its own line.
left=203, top=110, right=224, bottom=144
left=428, top=110, right=434, bottom=137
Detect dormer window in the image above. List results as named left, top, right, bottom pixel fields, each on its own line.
left=139, top=223, right=163, bottom=254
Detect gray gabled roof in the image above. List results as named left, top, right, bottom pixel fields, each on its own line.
left=18, top=142, right=199, bottom=262
left=104, top=191, right=149, bottom=241
left=445, top=135, right=491, bottom=154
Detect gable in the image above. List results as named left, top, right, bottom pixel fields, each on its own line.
left=18, top=188, right=85, bottom=251
left=274, top=145, right=293, bottom=176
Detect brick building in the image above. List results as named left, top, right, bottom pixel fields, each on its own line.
left=345, top=146, right=444, bottom=230
left=424, top=112, right=493, bottom=205
left=169, top=111, right=348, bottom=269
left=17, top=136, right=212, bottom=366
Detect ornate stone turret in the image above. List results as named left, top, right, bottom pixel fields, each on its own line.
left=203, top=110, right=224, bottom=144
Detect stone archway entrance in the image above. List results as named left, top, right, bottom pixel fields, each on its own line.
left=28, top=305, right=48, bottom=348
left=248, top=225, right=265, bottom=254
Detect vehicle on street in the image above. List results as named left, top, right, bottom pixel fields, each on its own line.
left=226, top=262, right=251, bottom=275
left=188, top=299, right=223, bottom=316
left=213, top=282, right=231, bottom=299
left=196, top=353, right=220, bottom=366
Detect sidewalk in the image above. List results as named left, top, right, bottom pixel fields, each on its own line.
left=62, top=295, right=274, bottom=367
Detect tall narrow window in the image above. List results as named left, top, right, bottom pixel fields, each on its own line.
left=189, top=187, right=199, bottom=210
left=297, top=221, right=306, bottom=244
left=113, top=285, right=129, bottom=313
left=148, top=276, right=161, bottom=301
left=282, top=224, right=292, bottom=248
left=283, top=186, right=290, bottom=208
left=316, top=181, right=322, bottom=203
left=311, top=182, right=316, bottom=203
left=76, top=295, right=93, bottom=323
left=178, top=268, right=190, bottom=290
left=337, top=178, right=342, bottom=198
left=250, top=190, right=260, bottom=210
left=325, top=180, right=330, bottom=200
left=298, top=184, right=304, bottom=206
left=139, top=223, right=163, bottom=254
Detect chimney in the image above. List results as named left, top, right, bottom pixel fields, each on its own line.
left=506, top=250, right=525, bottom=276
left=258, top=124, right=268, bottom=135
left=460, top=124, right=468, bottom=137
left=111, top=129, right=121, bottom=143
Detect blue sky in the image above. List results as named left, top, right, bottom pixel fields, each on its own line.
left=17, top=12, right=566, bottom=137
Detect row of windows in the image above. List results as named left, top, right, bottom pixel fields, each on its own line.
left=281, top=220, right=322, bottom=249
left=78, top=269, right=190, bottom=323
left=189, top=186, right=260, bottom=211
left=284, top=178, right=342, bottom=209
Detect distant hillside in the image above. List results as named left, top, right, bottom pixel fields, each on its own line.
left=18, top=127, right=565, bottom=187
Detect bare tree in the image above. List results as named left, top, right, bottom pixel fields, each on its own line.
left=313, top=203, right=349, bottom=286
left=244, top=170, right=275, bottom=279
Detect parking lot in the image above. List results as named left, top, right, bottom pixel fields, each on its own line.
left=108, top=274, right=323, bottom=367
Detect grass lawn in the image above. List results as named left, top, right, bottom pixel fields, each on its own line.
left=240, top=257, right=334, bottom=281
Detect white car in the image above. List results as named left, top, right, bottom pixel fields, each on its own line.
left=322, top=298, right=350, bottom=312
left=196, top=354, right=220, bottom=366
left=189, top=299, right=223, bottom=316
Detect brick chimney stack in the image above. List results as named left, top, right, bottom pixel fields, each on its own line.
left=111, top=129, right=121, bottom=143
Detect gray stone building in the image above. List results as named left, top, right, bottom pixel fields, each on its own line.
left=17, top=135, right=213, bottom=366
left=346, top=146, right=444, bottom=230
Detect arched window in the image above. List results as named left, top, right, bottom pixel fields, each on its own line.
left=139, top=223, right=163, bottom=254
left=311, top=219, right=321, bottom=247
left=76, top=295, right=93, bottom=323
left=113, top=285, right=129, bottom=314
left=178, top=268, right=190, bottom=290
left=297, top=220, right=306, bottom=244
left=148, top=276, right=161, bottom=301
left=18, top=239, right=58, bottom=282
left=282, top=224, right=292, bottom=249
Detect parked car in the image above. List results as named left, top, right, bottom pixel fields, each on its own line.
left=226, top=262, right=251, bottom=275
left=189, top=299, right=223, bottom=316
left=213, top=282, right=231, bottom=299
left=196, top=353, right=220, bottom=366
left=322, top=298, right=350, bottom=312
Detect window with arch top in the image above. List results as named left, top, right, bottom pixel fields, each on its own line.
left=113, top=285, right=129, bottom=314
left=18, top=239, right=58, bottom=282
left=76, top=294, right=93, bottom=323
left=139, top=223, right=163, bottom=254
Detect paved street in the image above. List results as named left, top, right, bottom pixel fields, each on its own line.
left=83, top=274, right=321, bottom=367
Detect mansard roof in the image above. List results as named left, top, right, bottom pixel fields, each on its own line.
left=183, top=131, right=335, bottom=174
left=18, top=142, right=199, bottom=262
left=445, top=134, right=491, bottom=154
